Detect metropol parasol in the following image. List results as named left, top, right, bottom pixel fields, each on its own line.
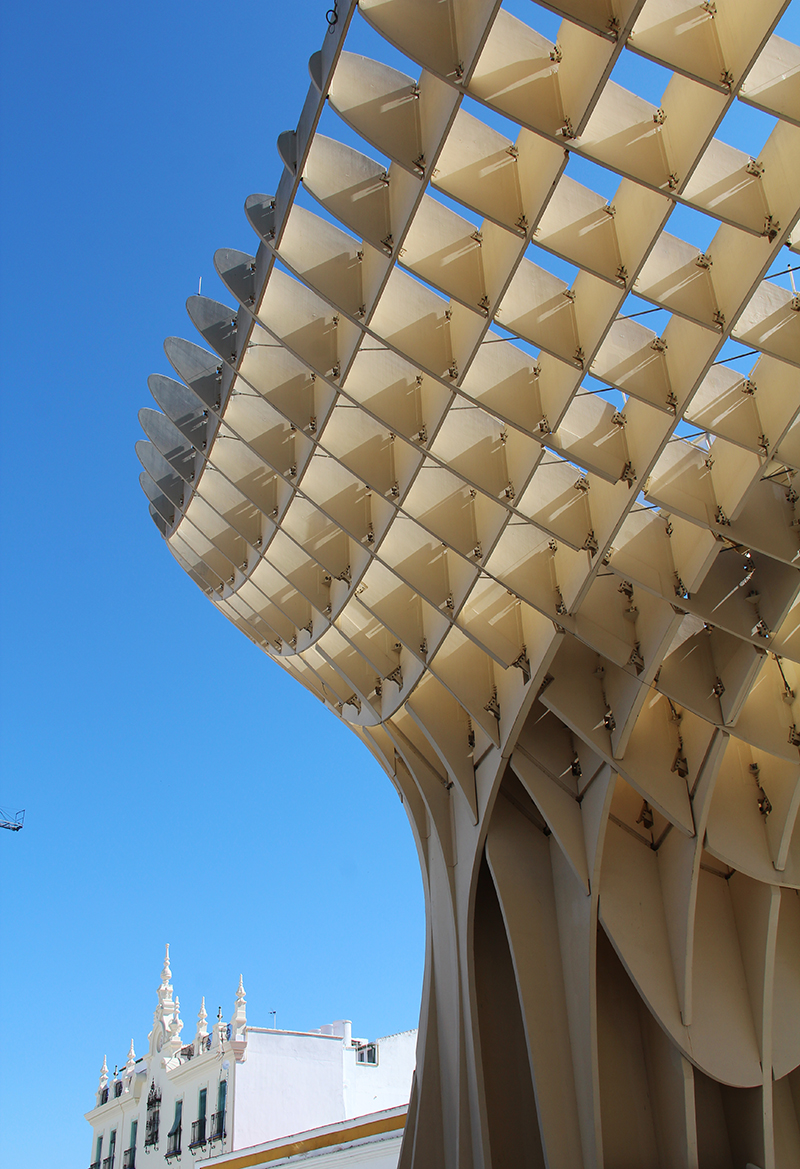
left=138, top=2, right=800, bottom=1165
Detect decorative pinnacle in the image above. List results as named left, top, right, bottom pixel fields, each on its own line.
left=125, top=1040, right=136, bottom=1075
left=231, top=974, right=247, bottom=1040
left=157, top=942, right=175, bottom=1009
left=161, top=942, right=171, bottom=986
left=169, top=995, right=183, bottom=1040
left=195, top=995, right=209, bottom=1046
left=98, top=1054, right=109, bottom=1090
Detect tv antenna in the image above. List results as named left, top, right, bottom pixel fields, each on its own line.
left=0, top=808, right=24, bottom=833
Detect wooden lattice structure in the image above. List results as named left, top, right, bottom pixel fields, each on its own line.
left=138, top=2, right=800, bottom=1165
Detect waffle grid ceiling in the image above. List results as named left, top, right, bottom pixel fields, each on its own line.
left=139, top=2, right=800, bottom=1165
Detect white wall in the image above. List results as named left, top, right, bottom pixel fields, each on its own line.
left=233, top=1030, right=346, bottom=1147
left=343, top=1031, right=417, bottom=1120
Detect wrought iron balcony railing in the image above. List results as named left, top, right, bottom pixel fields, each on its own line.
left=189, top=1118, right=206, bottom=1148
left=165, top=1128, right=181, bottom=1160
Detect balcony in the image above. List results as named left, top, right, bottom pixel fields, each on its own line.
left=122, top=1149, right=135, bottom=1169
left=189, top=1118, right=206, bottom=1149
left=89, top=1162, right=101, bottom=1169
left=208, top=1111, right=226, bottom=1142
left=102, top=1157, right=114, bottom=1169
left=165, top=1128, right=181, bottom=1161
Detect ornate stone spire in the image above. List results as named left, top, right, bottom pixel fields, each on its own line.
left=149, top=943, right=178, bottom=1056
left=165, top=993, right=184, bottom=1059
left=195, top=996, right=208, bottom=1051
left=98, top=1054, right=109, bottom=1092
left=230, top=975, right=247, bottom=1041
left=157, top=942, right=174, bottom=1009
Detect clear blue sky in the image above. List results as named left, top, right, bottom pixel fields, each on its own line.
left=2, top=3, right=799, bottom=1167
left=0, top=5, right=424, bottom=1167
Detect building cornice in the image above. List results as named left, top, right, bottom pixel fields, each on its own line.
left=198, top=1108, right=407, bottom=1168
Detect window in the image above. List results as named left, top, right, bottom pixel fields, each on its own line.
left=90, top=1133, right=102, bottom=1169
left=144, top=1080, right=161, bottom=1148
left=190, top=1088, right=207, bottom=1149
left=355, top=1042, right=378, bottom=1065
left=123, top=1120, right=137, bottom=1169
left=209, top=1080, right=227, bottom=1142
left=102, top=1128, right=116, bottom=1169
left=166, top=1100, right=182, bottom=1160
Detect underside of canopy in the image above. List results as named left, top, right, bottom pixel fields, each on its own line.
left=139, top=3, right=800, bottom=1165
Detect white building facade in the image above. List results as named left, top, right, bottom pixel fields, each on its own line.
left=85, top=947, right=416, bottom=1169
